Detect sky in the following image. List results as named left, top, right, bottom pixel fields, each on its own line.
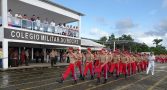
left=52, top=0, right=167, bottom=47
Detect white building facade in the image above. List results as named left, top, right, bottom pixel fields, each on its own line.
left=0, top=0, right=83, bottom=69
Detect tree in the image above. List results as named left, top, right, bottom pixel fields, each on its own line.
left=98, top=36, right=107, bottom=44
left=108, top=33, right=115, bottom=41
left=118, top=34, right=134, bottom=41
left=153, top=39, right=163, bottom=47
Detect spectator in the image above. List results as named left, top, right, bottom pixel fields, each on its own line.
left=8, top=9, right=12, bottom=17
left=43, top=18, right=49, bottom=32
left=40, top=51, right=44, bottom=63
left=76, top=26, right=79, bottom=37
left=36, top=17, right=41, bottom=31
left=54, top=49, right=58, bottom=64
left=73, top=26, right=76, bottom=37
left=56, top=24, right=61, bottom=34
left=23, top=14, right=28, bottom=19
left=25, top=49, right=29, bottom=66
left=31, top=15, right=36, bottom=21
left=62, top=52, right=67, bottom=63
left=68, top=25, right=73, bottom=36
left=0, top=48, right=3, bottom=68
left=12, top=49, right=18, bottom=67
left=18, top=13, right=22, bottom=19
left=50, top=49, right=55, bottom=67
left=14, top=13, right=22, bottom=27
left=50, top=20, right=56, bottom=33
left=46, top=51, right=50, bottom=63
left=15, top=13, right=19, bottom=18
left=31, top=15, right=36, bottom=30
left=62, top=24, right=67, bottom=35
left=8, top=49, right=13, bottom=67
left=35, top=50, right=40, bottom=63
left=22, top=14, right=28, bottom=28
left=8, top=9, right=13, bottom=25
left=20, top=49, right=26, bottom=65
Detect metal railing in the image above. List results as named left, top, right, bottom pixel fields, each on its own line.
left=7, top=16, right=79, bottom=38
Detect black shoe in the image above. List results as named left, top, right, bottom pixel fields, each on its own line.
left=96, top=78, right=100, bottom=84
left=74, top=80, right=77, bottom=84
left=79, top=74, right=83, bottom=79
left=57, top=78, right=63, bottom=83
left=125, top=74, right=127, bottom=78
left=103, top=79, right=107, bottom=84
left=115, top=75, right=119, bottom=79
left=82, top=76, right=85, bottom=80
left=91, top=75, right=94, bottom=80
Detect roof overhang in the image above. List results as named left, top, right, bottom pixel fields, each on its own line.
left=40, top=0, right=84, bottom=16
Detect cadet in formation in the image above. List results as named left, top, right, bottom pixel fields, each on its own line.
left=57, top=47, right=149, bottom=84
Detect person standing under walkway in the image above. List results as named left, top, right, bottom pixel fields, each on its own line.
left=50, top=49, right=55, bottom=67
left=146, top=52, right=155, bottom=75
left=35, top=51, right=40, bottom=63
left=20, top=49, right=26, bottom=65
left=13, top=49, right=18, bottom=67
left=54, top=49, right=58, bottom=64
left=25, top=49, right=29, bottom=66
left=0, top=48, right=3, bottom=68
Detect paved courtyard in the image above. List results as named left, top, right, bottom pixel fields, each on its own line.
left=0, top=63, right=167, bottom=90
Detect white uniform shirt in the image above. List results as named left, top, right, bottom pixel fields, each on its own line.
left=148, top=55, right=155, bottom=62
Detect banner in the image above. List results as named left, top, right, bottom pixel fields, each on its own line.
left=4, top=28, right=81, bottom=45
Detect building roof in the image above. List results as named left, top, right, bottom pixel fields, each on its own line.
left=81, top=38, right=105, bottom=47
left=40, top=0, right=84, bottom=16
left=105, top=40, right=143, bottom=45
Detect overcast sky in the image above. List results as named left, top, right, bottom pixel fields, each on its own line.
left=53, top=0, right=167, bottom=47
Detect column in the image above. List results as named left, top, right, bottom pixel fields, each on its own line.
left=78, top=46, right=81, bottom=52
left=2, top=0, right=8, bottom=27
left=2, top=39, right=8, bottom=69
left=43, top=48, right=46, bottom=62
left=31, top=48, right=33, bottom=60
left=122, top=44, right=125, bottom=51
left=113, top=41, right=116, bottom=51
left=78, top=17, right=81, bottom=38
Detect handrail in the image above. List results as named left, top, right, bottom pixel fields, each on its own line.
left=7, top=16, right=79, bottom=38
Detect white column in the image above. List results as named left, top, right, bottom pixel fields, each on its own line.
left=113, top=41, right=116, bottom=51
left=43, top=48, right=46, bottom=61
left=78, top=46, right=81, bottom=53
left=31, top=48, right=33, bottom=60
left=122, top=44, right=124, bottom=51
left=2, top=39, right=8, bottom=69
left=78, top=17, right=81, bottom=38
left=2, top=0, right=8, bottom=27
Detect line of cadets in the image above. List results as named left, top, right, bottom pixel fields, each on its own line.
left=57, top=47, right=149, bottom=84
left=155, top=55, right=167, bottom=63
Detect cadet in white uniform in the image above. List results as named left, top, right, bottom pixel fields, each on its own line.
left=146, top=52, right=155, bottom=75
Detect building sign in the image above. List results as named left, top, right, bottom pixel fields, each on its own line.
left=4, top=28, right=81, bottom=45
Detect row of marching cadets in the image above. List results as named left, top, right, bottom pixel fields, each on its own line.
left=155, top=55, right=167, bottom=63
left=57, top=47, right=149, bottom=84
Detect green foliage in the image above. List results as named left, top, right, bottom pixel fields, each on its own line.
left=97, top=33, right=167, bottom=54
left=153, top=39, right=163, bottom=47
left=108, top=33, right=115, bottom=41
left=118, top=34, right=134, bottom=41
left=98, top=36, right=107, bottom=44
